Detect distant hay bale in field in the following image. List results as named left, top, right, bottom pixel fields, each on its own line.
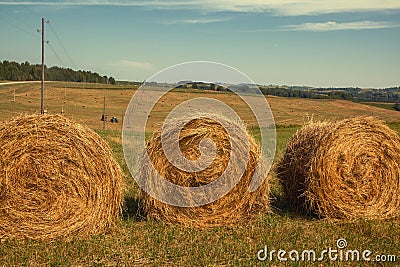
left=277, top=117, right=400, bottom=219
left=0, top=114, right=123, bottom=240
left=140, top=116, right=270, bottom=227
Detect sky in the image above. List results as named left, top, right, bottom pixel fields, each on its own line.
left=0, top=0, right=399, bottom=88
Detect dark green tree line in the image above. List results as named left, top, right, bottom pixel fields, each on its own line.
left=0, top=60, right=115, bottom=84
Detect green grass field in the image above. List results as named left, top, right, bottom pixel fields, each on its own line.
left=1, top=82, right=400, bottom=266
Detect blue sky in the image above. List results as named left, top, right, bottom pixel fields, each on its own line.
left=0, top=0, right=399, bottom=87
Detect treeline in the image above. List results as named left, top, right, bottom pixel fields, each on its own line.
left=174, top=82, right=400, bottom=109
left=176, top=81, right=400, bottom=103
left=259, top=87, right=329, bottom=99
left=223, top=84, right=400, bottom=103
left=0, top=60, right=116, bottom=84
left=258, top=86, right=400, bottom=103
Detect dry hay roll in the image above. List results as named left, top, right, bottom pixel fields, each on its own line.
left=0, top=114, right=123, bottom=240
left=277, top=117, right=400, bottom=219
left=140, top=116, right=270, bottom=227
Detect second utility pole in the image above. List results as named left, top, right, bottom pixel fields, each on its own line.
left=41, top=17, right=45, bottom=114
left=103, top=96, right=106, bottom=130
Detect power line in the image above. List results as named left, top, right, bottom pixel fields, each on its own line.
left=0, top=3, right=42, bottom=39
left=2, top=4, right=77, bottom=72
left=10, top=4, right=37, bottom=31
left=48, top=21, right=78, bottom=70
left=0, top=10, right=38, bottom=39
left=5, top=3, right=76, bottom=71
left=47, top=41, right=67, bottom=68
left=38, top=20, right=67, bottom=68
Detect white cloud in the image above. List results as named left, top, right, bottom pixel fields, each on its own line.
left=162, top=17, right=231, bottom=25
left=1, top=0, right=400, bottom=16
left=109, top=60, right=153, bottom=70
left=283, top=20, right=400, bottom=31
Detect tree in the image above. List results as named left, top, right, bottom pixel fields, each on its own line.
left=0, top=60, right=113, bottom=84
left=108, top=77, right=116, bottom=85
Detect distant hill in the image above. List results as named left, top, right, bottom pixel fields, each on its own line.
left=3, top=60, right=398, bottom=105
left=176, top=81, right=400, bottom=105
left=0, top=60, right=115, bottom=84
left=259, top=85, right=400, bottom=103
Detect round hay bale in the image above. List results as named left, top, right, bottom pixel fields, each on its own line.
left=0, top=114, right=123, bottom=240
left=140, top=116, right=270, bottom=227
left=277, top=117, right=400, bottom=219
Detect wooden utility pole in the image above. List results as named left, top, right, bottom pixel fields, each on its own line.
left=41, top=17, right=45, bottom=114
left=103, top=96, right=106, bottom=130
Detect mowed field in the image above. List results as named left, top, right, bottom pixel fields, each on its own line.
left=1, top=82, right=400, bottom=266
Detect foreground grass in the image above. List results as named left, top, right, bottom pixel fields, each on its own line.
left=2, top=218, right=399, bottom=266
left=1, top=126, right=400, bottom=266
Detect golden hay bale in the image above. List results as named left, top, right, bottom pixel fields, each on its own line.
left=0, top=114, right=123, bottom=240
left=140, top=117, right=270, bottom=227
left=277, top=117, right=400, bottom=219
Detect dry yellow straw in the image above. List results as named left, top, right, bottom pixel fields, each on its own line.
left=140, top=116, right=270, bottom=227
left=0, top=114, right=123, bottom=240
left=278, top=117, right=400, bottom=219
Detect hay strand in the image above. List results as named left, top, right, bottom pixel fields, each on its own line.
left=0, top=114, right=123, bottom=240
left=278, top=116, right=400, bottom=219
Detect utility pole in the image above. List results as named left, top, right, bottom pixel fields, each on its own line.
left=41, top=17, right=45, bottom=114
left=103, top=96, right=106, bottom=130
